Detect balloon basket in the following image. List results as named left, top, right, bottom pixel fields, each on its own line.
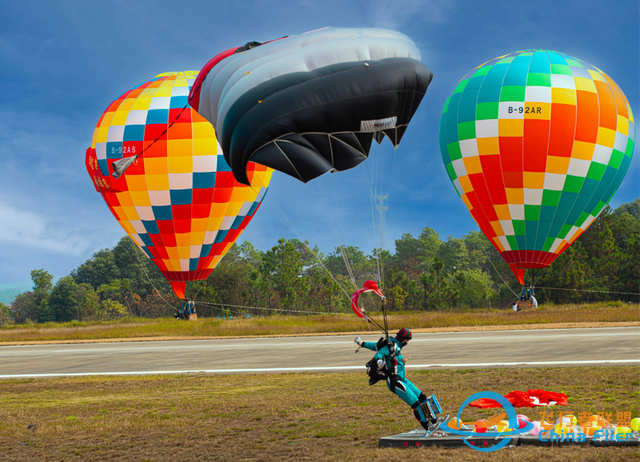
left=514, top=299, right=534, bottom=311
left=188, top=313, right=197, bottom=321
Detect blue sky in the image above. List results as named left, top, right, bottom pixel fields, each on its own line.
left=0, top=0, right=638, bottom=287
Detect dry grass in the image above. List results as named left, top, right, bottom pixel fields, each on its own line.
left=1, top=302, right=638, bottom=344
left=0, top=366, right=638, bottom=461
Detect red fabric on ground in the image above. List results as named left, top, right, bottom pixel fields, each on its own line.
left=528, top=389, right=569, bottom=406
left=469, top=389, right=568, bottom=409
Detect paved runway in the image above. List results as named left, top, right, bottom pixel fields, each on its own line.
left=0, top=327, right=638, bottom=378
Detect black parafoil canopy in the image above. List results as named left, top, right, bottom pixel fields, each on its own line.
left=190, top=27, right=433, bottom=185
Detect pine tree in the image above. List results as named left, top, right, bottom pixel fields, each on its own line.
left=31, top=269, right=54, bottom=323
left=49, top=276, right=79, bottom=322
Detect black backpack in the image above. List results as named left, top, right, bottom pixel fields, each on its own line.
left=366, top=337, right=391, bottom=386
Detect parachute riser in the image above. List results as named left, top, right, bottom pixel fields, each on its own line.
left=361, top=311, right=388, bottom=338
left=382, top=297, right=389, bottom=340
left=359, top=300, right=389, bottom=339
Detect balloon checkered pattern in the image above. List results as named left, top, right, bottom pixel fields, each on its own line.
left=439, top=50, right=635, bottom=283
left=86, top=71, right=273, bottom=298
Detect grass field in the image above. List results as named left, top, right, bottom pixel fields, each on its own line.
left=0, top=366, right=638, bottom=461
left=1, top=302, right=638, bottom=343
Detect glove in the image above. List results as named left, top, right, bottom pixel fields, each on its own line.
left=354, top=336, right=363, bottom=347
left=377, top=358, right=385, bottom=369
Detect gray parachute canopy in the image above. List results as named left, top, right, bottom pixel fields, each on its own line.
left=189, top=27, right=433, bottom=185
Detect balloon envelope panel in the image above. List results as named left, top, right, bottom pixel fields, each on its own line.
left=439, top=50, right=635, bottom=281
left=87, top=71, right=273, bottom=298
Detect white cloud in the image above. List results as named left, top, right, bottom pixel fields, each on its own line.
left=0, top=200, right=91, bottom=255
left=369, top=0, right=455, bottom=29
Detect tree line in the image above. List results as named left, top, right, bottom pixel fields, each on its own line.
left=2, top=199, right=638, bottom=324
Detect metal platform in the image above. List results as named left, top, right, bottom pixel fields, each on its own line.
left=378, top=429, right=516, bottom=449
left=379, top=428, right=640, bottom=449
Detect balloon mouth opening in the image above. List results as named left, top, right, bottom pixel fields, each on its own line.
left=170, top=281, right=187, bottom=300
left=509, top=265, right=527, bottom=286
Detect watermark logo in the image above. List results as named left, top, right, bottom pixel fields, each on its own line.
left=441, top=391, right=534, bottom=452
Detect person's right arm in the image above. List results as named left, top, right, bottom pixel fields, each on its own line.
left=355, top=337, right=389, bottom=355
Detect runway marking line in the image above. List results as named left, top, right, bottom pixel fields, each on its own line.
left=0, top=359, right=638, bottom=379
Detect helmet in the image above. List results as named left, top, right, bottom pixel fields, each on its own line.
left=396, top=328, right=412, bottom=342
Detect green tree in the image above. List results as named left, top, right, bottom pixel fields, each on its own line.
left=261, top=239, right=308, bottom=310
left=436, top=237, right=469, bottom=276
left=202, top=258, right=253, bottom=307
left=432, top=257, right=444, bottom=310
left=619, top=233, right=640, bottom=298
left=75, top=283, right=100, bottom=320
left=312, top=273, right=341, bottom=313
left=237, top=241, right=264, bottom=271
left=419, top=272, right=434, bottom=309
left=614, top=198, right=640, bottom=220
left=0, top=301, right=12, bottom=325
left=388, top=285, right=409, bottom=311
left=290, top=239, right=323, bottom=276
left=610, top=211, right=640, bottom=253
left=11, top=292, right=37, bottom=324
left=537, top=242, right=590, bottom=304
left=588, top=223, right=622, bottom=300
left=453, top=269, right=495, bottom=308
left=97, top=278, right=129, bottom=301
left=31, top=269, right=54, bottom=323
left=463, top=231, right=493, bottom=273
left=71, top=249, right=119, bottom=290
left=98, top=299, right=128, bottom=320
left=112, top=237, right=170, bottom=297
left=325, top=245, right=377, bottom=290
left=395, top=227, right=441, bottom=271
left=439, top=277, right=457, bottom=309
left=384, top=267, right=418, bottom=310
left=49, top=276, right=79, bottom=322
left=247, top=269, right=265, bottom=311
left=97, top=279, right=145, bottom=315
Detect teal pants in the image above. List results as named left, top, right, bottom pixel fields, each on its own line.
left=387, top=377, right=430, bottom=423
left=387, top=377, right=424, bottom=406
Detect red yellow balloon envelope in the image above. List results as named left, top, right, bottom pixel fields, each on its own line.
left=86, top=71, right=273, bottom=299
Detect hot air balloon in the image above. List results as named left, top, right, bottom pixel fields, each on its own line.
left=86, top=71, right=273, bottom=299
left=439, top=50, right=635, bottom=285
left=189, top=27, right=433, bottom=185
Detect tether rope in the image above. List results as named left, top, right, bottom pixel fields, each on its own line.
left=470, top=231, right=519, bottom=297
left=129, top=239, right=177, bottom=310
left=195, top=299, right=350, bottom=315
left=535, top=286, right=640, bottom=296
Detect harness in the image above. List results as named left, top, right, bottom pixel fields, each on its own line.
left=365, top=336, right=400, bottom=392
left=354, top=290, right=402, bottom=391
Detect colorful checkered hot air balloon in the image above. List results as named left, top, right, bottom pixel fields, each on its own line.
left=86, top=71, right=273, bottom=299
left=439, top=50, right=635, bottom=285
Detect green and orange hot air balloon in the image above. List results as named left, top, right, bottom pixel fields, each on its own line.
left=439, top=50, right=635, bottom=284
